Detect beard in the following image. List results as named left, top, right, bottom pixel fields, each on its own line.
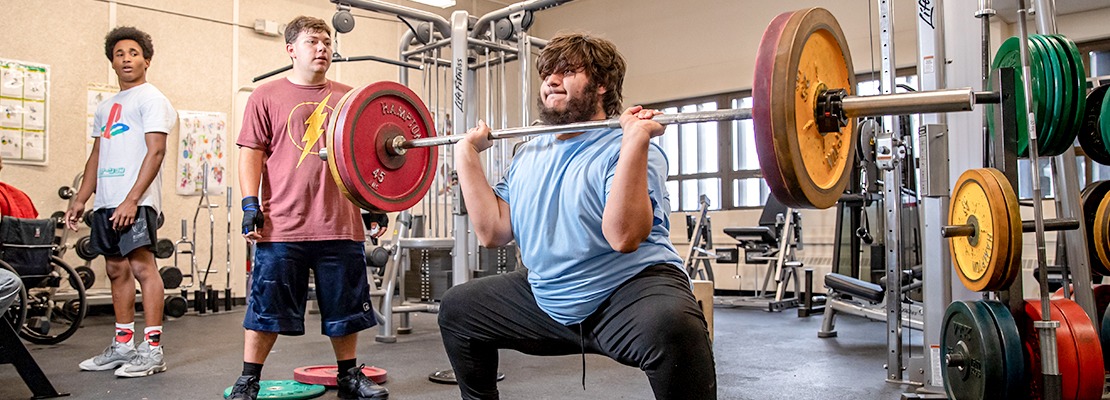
left=537, top=83, right=602, bottom=125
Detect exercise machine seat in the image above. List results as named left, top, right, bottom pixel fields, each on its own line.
left=724, top=227, right=777, bottom=244
left=824, top=273, right=884, bottom=303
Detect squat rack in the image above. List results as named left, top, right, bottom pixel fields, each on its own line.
left=327, top=0, right=570, bottom=344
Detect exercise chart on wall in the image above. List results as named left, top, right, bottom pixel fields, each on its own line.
left=0, top=58, right=49, bottom=164
left=176, top=110, right=227, bottom=195
left=86, top=84, right=117, bottom=157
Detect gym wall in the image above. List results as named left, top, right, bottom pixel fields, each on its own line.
left=1, top=0, right=504, bottom=298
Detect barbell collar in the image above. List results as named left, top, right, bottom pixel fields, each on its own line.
left=942, top=217, right=1080, bottom=238
left=841, top=88, right=977, bottom=118
left=400, top=108, right=754, bottom=150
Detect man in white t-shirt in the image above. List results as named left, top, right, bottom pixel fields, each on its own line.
left=65, top=26, right=176, bottom=378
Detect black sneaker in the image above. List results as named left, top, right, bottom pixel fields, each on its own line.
left=337, top=365, right=389, bottom=400
left=226, top=375, right=260, bottom=400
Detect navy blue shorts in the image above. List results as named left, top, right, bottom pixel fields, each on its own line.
left=88, top=206, right=159, bottom=258
left=244, top=240, right=376, bottom=337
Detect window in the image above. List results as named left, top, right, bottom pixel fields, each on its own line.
left=650, top=95, right=760, bottom=211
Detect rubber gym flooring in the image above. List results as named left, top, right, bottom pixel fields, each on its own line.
left=1, top=303, right=914, bottom=399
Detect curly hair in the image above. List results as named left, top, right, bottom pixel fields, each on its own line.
left=285, top=16, right=331, bottom=44
left=104, top=26, right=154, bottom=61
left=536, top=33, right=626, bottom=117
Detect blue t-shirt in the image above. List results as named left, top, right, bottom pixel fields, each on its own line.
left=493, top=128, right=684, bottom=325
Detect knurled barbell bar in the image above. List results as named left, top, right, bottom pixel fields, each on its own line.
left=322, top=7, right=1083, bottom=213
left=323, top=81, right=991, bottom=213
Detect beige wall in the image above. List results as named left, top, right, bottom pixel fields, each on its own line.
left=0, top=0, right=500, bottom=298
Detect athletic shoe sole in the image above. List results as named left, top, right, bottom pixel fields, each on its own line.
left=113, top=363, right=167, bottom=378
left=79, top=359, right=128, bottom=371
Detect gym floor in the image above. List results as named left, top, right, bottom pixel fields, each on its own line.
left=1, top=304, right=916, bottom=399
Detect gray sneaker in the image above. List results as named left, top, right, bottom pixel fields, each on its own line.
left=79, top=341, right=136, bottom=371
left=114, top=341, right=166, bottom=378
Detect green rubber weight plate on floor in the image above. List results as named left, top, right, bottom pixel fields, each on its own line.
left=223, top=380, right=325, bottom=400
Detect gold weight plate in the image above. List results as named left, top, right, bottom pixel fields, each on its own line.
left=981, top=168, right=1022, bottom=290
left=1096, top=195, right=1110, bottom=271
left=949, top=168, right=1018, bottom=292
left=753, top=7, right=856, bottom=209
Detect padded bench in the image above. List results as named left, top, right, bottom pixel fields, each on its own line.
left=824, top=273, right=884, bottom=303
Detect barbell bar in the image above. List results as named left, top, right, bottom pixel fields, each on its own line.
left=321, top=86, right=990, bottom=160
left=941, top=217, right=1079, bottom=238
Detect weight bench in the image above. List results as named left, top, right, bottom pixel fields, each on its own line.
left=818, top=269, right=923, bottom=338
left=716, top=195, right=805, bottom=312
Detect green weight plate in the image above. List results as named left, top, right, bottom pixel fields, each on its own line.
left=1050, top=35, right=1085, bottom=156
left=981, top=300, right=1025, bottom=399
left=993, top=36, right=1049, bottom=157
left=991, top=37, right=1032, bottom=157
left=1079, top=84, right=1110, bottom=165
left=1029, top=35, right=1058, bottom=155
left=1036, top=35, right=1070, bottom=156
left=941, top=301, right=1007, bottom=400
left=223, top=380, right=325, bottom=400
left=1057, top=34, right=1088, bottom=155
left=1102, top=88, right=1110, bottom=146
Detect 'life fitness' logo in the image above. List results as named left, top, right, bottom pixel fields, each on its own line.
left=101, top=103, right=130, bottom=139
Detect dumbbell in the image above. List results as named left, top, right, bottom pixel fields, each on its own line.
left=153, top=238, right=174, bottom=259
left=164, top=295, right=187, bottom=318
left=57, top=186, right=75, bottom=200
left=159, top=266, right=183, bottom=289
left=74, top=236, right=97, bottom=261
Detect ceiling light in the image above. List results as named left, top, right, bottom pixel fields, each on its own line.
left=410, top=0, right=455, bottom=8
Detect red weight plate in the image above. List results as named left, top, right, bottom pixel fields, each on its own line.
left=1053, top=299, right=1105, bottom=400
left=753, top=7, right=857, bottom=209
left=1021, top=300, right=1080, bottom=400
left=1053, top=284, right=1110, bottom=319
left=327, top=81, right=438, bottom=213
left=293, top=365, right=388, bottom=386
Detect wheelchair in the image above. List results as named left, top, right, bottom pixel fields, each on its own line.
left=0, top=215, right=87, bottom=345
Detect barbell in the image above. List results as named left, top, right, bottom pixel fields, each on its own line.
left=321, top=7, right=1086, bottom=213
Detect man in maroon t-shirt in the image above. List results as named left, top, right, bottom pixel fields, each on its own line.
left=227, top=16, right=388, bottom=400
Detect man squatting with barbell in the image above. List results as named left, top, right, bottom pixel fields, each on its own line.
left=437, top=32, right=717, bottom=400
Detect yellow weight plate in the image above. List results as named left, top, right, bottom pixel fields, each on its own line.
left=1096, top=195, right=1110, bottom=271
left=981, top=168, right=1022, bottom=290
left=949, top=168, right=1018, bottom=292
left=753, top=7, right=856, bottom=209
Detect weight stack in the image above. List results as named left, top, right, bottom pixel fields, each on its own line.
left=474, top=244, right=519, bottom=279
left=404, top=248, right=452, bottom=302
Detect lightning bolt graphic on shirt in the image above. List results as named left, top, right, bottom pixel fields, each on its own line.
left=297, top=93, right=332, bottom=167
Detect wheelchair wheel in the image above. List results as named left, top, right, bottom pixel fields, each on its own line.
left=18, top=257, right=87, bottom=345
left=0, top=260, right=28, bottom=334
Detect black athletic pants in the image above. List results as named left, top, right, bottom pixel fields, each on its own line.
left=438, top=264, right=717, bottom=400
